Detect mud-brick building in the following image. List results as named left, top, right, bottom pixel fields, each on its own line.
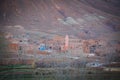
left=8, top=38, right=19, bottom=52
left=69, top=39, right=82, bottom=49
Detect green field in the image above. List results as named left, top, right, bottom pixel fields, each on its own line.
left=0, top=65, right=120, bottom=80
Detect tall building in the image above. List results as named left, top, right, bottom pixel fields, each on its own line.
left=65, top=35, right=69, bottom=51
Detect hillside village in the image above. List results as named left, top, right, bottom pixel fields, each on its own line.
left=0, top=0, right=120, bottom=80
left=0, top=27, right=119, bottom=66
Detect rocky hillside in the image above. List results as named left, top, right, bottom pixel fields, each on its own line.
left=0, top=0, right=120, bottom=40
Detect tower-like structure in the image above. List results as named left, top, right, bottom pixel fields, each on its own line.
left=64, top=35, right=69, bottom=51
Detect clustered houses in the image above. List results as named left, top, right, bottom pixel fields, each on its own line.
left=5, top=32, right=119, bottom=55
left=3, top=32, right=120, bottom=66
left=35, top=35, right=103, bottom=54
